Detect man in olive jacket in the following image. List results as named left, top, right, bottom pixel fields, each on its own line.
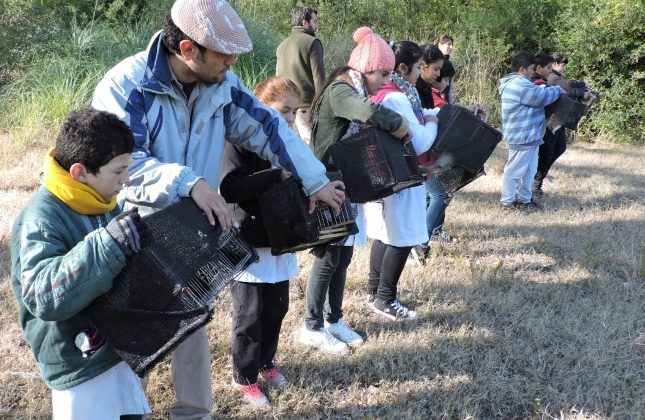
left=276, top=6, right=325, bottom=142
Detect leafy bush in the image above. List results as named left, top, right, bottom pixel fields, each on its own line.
left=1, top=0, right=642, bottom=144
left=556, top=0, right=645, bottom=144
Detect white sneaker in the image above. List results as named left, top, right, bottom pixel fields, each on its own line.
left=296, top=325, right=349, bottom=354
left=325, top=319, right=364, bottom=347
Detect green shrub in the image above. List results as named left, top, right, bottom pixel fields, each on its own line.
left=556, top=0, right=645, bottom=144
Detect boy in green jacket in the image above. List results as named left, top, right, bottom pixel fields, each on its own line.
left=11, top=108, right=153, bottom=419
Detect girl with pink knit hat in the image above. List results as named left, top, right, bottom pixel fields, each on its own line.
left=296, top=27, right=411, bottom=353
left=366, top=41, right=439, bottom=320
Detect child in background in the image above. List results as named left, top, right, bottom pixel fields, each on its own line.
left=416, top=45, right=445, bottom=109
left=11, top=108, right=152, bottom=419
left=366, top=40, right=438, bottom=319
left=431, top=58, right=454, bottom=108
left=434, top=35, right=456, bottom=103
left=529, top=53, right=557, bottom=198
left=533, top=53, right=591, bottom=196
left=220, top=76, right=300, bottom=408
left=498, top=51, right=564, bottom=210
left=426, top=58, right=459, bottom=244
left=300, top=27, right=410, bottom=350
left=411, top=45, right=449, bottom=265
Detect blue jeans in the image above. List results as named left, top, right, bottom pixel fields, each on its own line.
left=425, top=176, right=449, bottom=236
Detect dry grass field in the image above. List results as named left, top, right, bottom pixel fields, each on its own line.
left=0, top=134, right=643, bottom=419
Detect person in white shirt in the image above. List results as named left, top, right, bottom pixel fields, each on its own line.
left=366, top=40, right=439, bottom=320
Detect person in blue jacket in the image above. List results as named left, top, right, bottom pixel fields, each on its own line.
left=498, top=51, right=564, bottom=210
left=91, top=0, right=345, bottom=418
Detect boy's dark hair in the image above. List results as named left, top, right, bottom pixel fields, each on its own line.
left=55, top=108, right=135, bottom=174
left=553, top=53, right=569, bottom=64
left=433, top=34, right=454, bottom=45
left=162, top=13, right=206, bottom=55
left=510, top=51, right=535, bottom=71
left=291, top=6, right=317, bottom=27
left=392, top=41, right=422, bottom=75
left=534, top=53, right=555, bottom=68
left=420, top=44, right=445, bottom=65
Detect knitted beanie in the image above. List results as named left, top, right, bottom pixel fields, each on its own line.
left=171, top=0, right=253, bottom=55
left=347, top=27, right=395, bottom=74
left=439, top=59, right=455, bottom=79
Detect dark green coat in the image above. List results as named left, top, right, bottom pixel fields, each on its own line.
left=11, top=187, right=126, bottom=390
left=310, top=76, right=407, bottom=170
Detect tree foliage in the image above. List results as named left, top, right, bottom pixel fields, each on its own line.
left=0, top=0, right=643, bottom=143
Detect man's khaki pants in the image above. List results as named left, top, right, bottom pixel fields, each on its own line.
left=169, top=327, right=212, bottom=419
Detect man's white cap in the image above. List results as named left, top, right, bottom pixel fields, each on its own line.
left=171, top=0, right=253, bottom=55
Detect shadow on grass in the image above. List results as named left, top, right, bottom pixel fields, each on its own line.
left=265, top=270, right=644, bottom=419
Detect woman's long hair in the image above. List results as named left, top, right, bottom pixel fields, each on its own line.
left=309, top=65, right=353, bottom=122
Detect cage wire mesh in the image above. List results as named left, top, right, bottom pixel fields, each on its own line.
left=85, top=199, right=258, bottom=376
left=329, top=127, right=424, bottom=203
left=258, top=175, right=357, bottom=255
left=434, top=166, right=486, bottom=194
left=546, top=95, right=595, bottom=132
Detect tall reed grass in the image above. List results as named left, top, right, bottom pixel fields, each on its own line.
left=0, top=12, right=282, bottom=145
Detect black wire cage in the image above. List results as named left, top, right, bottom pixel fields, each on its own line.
left=433, top=104, right=503, bottom=175
left=328, top=127, right=424, bottom=203
left=258, top=173, right=357, bottom=255
left=85, top=199, right=258, bottom=376
left=546, top=94, right=596, bottom=132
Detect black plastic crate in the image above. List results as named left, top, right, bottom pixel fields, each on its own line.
left=328, top=127, right=423, bottom=203
left=85, top=199, right=258, bottom=376
left=258, top=174, right=357, bottom=255
left=545, top=95, right=595, bottom=132
left=433, top=104, right=502, bottom=174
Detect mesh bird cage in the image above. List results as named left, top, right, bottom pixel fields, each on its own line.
left=85, top=199, right=258, bottom=376
left=328, top=127, right=423, bottom=203
left=258, top=174, right=357, bottom=255
left=545, top=95, right=595, bottom=132
left=433, top=104, right=502, bottom=174
left=434, top=166, right=486, bottom=194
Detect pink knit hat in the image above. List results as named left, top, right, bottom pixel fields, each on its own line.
left=171, top=0, right=253, bottom=55
left=347, top=27, right=395, bottom=74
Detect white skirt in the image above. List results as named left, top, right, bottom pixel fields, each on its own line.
left=364, top=185, right=429, bottom=247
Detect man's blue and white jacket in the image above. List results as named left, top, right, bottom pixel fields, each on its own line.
left=92, top=32, right=328, bottom=210
left=498, top=73, right=561, bottom=150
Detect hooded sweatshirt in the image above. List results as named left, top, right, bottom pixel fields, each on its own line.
left=498, top=73, right=561, bottom=149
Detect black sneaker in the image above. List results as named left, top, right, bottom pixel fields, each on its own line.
left=500, top=201, right=517, bottom=210
left=410, top=244, right=430, bottom=267
left=373, top=298, right=417, bottom=320
left=517, top=200, right=543, bottom=212
left=430, top=230, right=458, bottom=244
left=532, top=187, right=544, bottom=198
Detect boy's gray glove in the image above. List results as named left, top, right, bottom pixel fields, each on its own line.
left=106, top=208, right=153, bottom=257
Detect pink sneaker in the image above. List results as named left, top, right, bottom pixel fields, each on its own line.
left=231, top=380, right=270, bottom=408
left=259, top=368, right=288, bottom=387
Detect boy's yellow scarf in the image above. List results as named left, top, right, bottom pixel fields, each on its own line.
left=42, top=148, right=117, bottom=215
